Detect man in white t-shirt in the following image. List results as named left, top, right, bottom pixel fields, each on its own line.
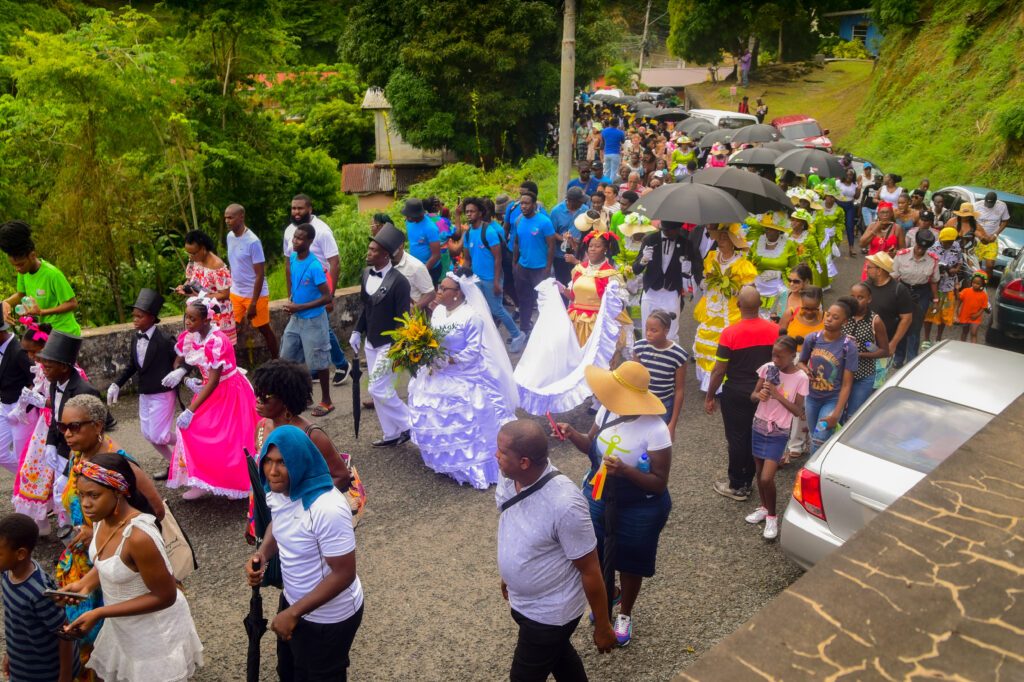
left=284, top=194, right=350, bottom=385
left=225, top=204, right=278, bottom=358
left=973, top=191, right=1011, bottom=276
left=247, top=427, right=363, bottom=681
left=495, top=420, right=615, bottom=679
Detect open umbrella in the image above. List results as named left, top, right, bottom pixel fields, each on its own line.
left=678, top=118, right=716, bottom=137
left=650, top=107, right=689, bottom=122
left=774, top=147, right=846, bottom=179
left=690, top=167, right=792, bottom=214
left=349, top=354, right=363, bottom=438
left=727, top=146, right=784, bottom=167
left=629, top=182, right=749, bottom=224
left=762, top=140, right=799, bottom=151
left=244, top=452, right=270, bottom=682
left=659, top=86, right=677, bottom=95
left=730, top=124, right=781, bottom=145
left=636, top=92, right=660, bottom=101
left=696, top=128, right=734, bottom=149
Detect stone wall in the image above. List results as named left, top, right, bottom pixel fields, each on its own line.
left=79, top=286, right=362, bottom=391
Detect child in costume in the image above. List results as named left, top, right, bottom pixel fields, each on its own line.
left=106, top=289, right=178, bottom=477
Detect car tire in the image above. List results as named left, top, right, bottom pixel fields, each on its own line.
left=985, top=323, right=1006, bottom=348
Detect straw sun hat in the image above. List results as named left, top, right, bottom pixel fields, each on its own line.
left=584, top=362, right=665, bottom=416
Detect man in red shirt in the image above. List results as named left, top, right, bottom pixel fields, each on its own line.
left=704, top=286, right=779, bottom=501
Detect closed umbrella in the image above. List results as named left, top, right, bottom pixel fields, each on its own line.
left=650, top=107, right=689, bottom=122
left=679, top=118, right=716, bottom=137
left=762, top=140, right=799, bottom=151
left=774, top=147, right=846, bottom=179
left=696, top=128, right=734, bottom=150
left=244, top=452, right=270, bottom=682
left=730, top=124, right=781, bottom=145
left=629, top=182, right=749, bottom=225
left=349, top=354, right=363, bottom=438
left=690, top=167, right=792, bottom=214
left=727, top=146, right=783, bottom=167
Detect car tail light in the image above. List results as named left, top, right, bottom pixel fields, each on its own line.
left=1003, top=279, right=1024, bottom=302
left=793, top=468, right=826, bottom=520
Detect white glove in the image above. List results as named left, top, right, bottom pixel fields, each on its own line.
left=640, top=245, right=654, bottom=265
left=161, top=367, right=187, bottom=388
left=349, top=332, right=362, bottom=354
left=107, top=383, right=119, bottom=405
left=6, top=403, right=27, bottom=425
left=176, top=409, right=194, bottom=430
left=184, top=377, right=203, bottom=394
left=21, top=387, right=46, bottom=409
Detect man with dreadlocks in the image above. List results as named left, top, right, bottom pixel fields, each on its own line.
left=0, top=221, right=81, bottom=334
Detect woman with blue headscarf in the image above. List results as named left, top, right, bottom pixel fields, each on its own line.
left=245, top=425, right=364, bottom=681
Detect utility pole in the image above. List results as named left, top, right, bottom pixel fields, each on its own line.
left=638, top=0, right=653, bottom=75
left=557, top=0, right=576, bottom=202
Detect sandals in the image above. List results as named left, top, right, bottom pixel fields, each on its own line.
left=311, top=402, right=335, bottom=417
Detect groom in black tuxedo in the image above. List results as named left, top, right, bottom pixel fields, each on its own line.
left=632, top=220, right=702, bottom=342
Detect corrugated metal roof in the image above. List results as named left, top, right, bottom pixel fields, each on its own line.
left=341, top=164, right=431, bottom=195
left=361, top=87, right=390, bottom=110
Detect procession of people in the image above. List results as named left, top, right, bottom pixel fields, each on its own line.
left=0, top=92, right=1006, bottom=681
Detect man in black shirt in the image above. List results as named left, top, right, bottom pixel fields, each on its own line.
left=865, top=253, right=914, bottom=368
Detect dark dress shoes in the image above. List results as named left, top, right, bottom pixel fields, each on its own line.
left=371, top=430, right=411, bottom=448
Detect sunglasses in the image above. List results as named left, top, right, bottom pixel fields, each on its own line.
left=56, top=421, right=91, bottom=434
left=787, top=278, right=803, bottom=284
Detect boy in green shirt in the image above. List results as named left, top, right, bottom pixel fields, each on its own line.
left=0, top=221, right=81, bottom=335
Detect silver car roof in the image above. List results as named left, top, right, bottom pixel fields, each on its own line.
left=895, top=341, right=1024, bottom=415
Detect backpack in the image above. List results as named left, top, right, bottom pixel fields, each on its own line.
left=478, top=221, right=506, bottom=250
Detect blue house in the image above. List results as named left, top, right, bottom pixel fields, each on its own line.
left=823, top=9, right=881, bottom=56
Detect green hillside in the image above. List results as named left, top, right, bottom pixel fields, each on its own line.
left=849, top=0, right=1024, bottom=191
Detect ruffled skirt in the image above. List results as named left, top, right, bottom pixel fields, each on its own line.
left=408, top=368, right=513, bottom=489
left=11, top=408, right=57, bottom=520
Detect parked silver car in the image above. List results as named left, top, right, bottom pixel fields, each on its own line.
left=781, top=340, right=1024, bottom=570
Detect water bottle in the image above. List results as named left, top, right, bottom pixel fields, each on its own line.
left=813, top=419, right=831, bottom=443
left=864, top=341, right=877, bottom=353
left=637, top=453, right=651, bottom=473
left=14, top=295, right=34, bottom=316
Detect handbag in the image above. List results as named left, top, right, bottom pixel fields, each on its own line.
left=339, top=452, right=367, bottom=527
left=161, top=500, right=198, bottom=581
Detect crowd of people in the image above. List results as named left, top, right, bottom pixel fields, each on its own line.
left=0, top=94, right=1012, bottom=680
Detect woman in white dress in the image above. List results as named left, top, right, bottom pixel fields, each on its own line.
left=407, top=268, right=518, bottom=489
left=59, top=453, right=204, bottom=682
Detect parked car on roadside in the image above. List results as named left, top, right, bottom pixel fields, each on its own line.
left=781, top=340, right=1024, bottom=570
left=987, top=249, right=1024, bottom=347
left=771, top=115, right=833, bottom=152
left=687, top=109, right=758, bottom=129
left=932, top=185, right=1024, bottom=279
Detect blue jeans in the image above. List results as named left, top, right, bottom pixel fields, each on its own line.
left=603, top=153, right=621, bottom=182
left=281, top=313, right=331, bottom=372
left=839, top=200, right=856, bottom=246
left=845, top=375, right=875, bottom=420
left=893, top=285, right=931, bottom=366
left=477, top=278, right=520, bottom=337
left=861, top=207, right=876, bottom=232
left=328, top=329, right=349, bottom=369
left=804, top=394, right=839, bottom=454
left=659, top=395, right=674, bottom=425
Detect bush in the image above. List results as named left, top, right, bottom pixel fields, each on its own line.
left=995, top=101, right=1024, bottom=143
left=831, top=40, right=872, bottom=59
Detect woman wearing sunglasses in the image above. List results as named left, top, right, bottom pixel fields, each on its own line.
left=54, top=394, right=163, bottom=675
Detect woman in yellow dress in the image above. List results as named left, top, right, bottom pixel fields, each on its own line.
left=693, top=223, right=759, bottom=390
left=566, top=231, right=634, bottom=350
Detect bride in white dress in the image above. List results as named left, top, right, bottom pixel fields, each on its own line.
left=407, top=269, right=518, bottom=489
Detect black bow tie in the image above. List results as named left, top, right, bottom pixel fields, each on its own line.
left=56, top=386, right=64, bottom=394
left=137, top=332, right=149, bottom=339
left=369, top=270, right=383, bottom=278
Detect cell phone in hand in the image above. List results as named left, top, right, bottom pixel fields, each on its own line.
left=546, top=412, right=565, bottom=440
left=766, top=365, right=781, bottom=386
left=43, top=589, right=85, bottom=601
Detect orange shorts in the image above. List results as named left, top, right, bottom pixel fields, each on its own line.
left=230, top=293, right=271, bottom=327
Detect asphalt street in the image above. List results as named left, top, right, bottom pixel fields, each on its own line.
left=0, top=252, right=870, bottom=681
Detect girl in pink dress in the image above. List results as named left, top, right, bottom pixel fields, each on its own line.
left=165, top=296, right=256, bottom=500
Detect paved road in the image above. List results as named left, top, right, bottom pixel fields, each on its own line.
left=0, top=253, right=869, bottom=681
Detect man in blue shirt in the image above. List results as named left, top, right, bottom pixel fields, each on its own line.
left=402, top=198, right=442, bottom=284
left=503, top=181, right=549, bottom=230
left=462, top=197, right=527, bottom=352
left=281, top=222, right=334, bottom=414
left=600, top=118, right=626, bottom=182
left=511, top=192, right=555, bottom=335
left=548, top=187, right=587, bottom=285
left=566, top=163, right=599, bottom=197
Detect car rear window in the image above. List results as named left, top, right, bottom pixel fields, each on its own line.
left=718, top=118, right=754, bottom=129
left=779, top=122, right=823, bottom=139
left=838, top=387, right=994, bottom=474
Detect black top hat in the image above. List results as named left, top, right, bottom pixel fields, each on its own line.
left=132, top=288, right=164, bottom=320
left=400, top=198, right=425, bottom=221
left=372, top=223, right=405, bottom=257
left=38, top=331, right=82, bottom=366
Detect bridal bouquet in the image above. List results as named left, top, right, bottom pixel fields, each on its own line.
left=382, top=309, right=451, bottom=376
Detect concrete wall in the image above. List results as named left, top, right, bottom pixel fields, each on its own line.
left=80, top=286, right=363, bottom=391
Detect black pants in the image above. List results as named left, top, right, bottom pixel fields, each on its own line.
left=277, top=594, right=364, bottom=682
left=720, top=386, right=757, bottom=490
left=509, top=610, right=587, bottom=682
left=552, top=258, right=573, bottom=287
left=514, top=266, right=548, bottom=333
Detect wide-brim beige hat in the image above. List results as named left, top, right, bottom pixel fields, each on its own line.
left=620, top=215, right=657, bottom=238
left=584, top=362, right=665, bottom=416
left=711, top=223, right=748, bottom=249
left=865, top=252, right=894, bottom=273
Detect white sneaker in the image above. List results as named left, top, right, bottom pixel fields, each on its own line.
left=763, top=516, right=779, bottom=540
left=745, top=506, right=769, bottom=524
left=182, top=488, right=209, bottom=501
left=613, top=613, right=632, bottom=646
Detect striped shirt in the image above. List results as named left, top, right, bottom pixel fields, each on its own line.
left=3, top=560, right=78, bottom=681
left=633, top=340, right=689, bottom=401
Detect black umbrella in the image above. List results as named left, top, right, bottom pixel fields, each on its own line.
left=635, top=106, right=660, bottom=120
left=678, top=118, right=716, bottom=137
left=696, top=128, right=734, bottom=149
left=727, top=146, right=784, bottom=167
left=244, top=452, right=269, bottom=682
left=349, top=354, right=363, bottom=438
left=730, top=124, right=781, bottom=145
left=659, top=86, right=677, bottom=95
left=636, top=92, right=660, bottom=101
left=629, top=182, right=749, bottom=224
left=774, top=147, right=846, bottom=179
left=650, top=107, right=689, bottom=122
left=690, top=167, right=792, bottom=214
left=590, top=92, right=616, bottom=102
left=762, top=140, right=799, bottom=151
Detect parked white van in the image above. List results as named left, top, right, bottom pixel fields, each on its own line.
left=687, top=109, right=758, bottom=129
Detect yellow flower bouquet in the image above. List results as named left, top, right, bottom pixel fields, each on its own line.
left=381, top=309, right=452, bottom=377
